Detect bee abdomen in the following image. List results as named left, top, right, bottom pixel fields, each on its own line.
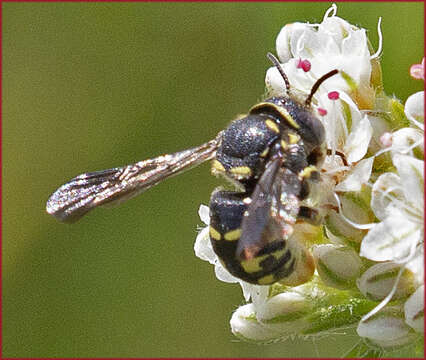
left=209, top=190, right=295, bottom=285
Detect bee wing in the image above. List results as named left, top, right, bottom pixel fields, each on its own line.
left=273, top=167, right=302, bottom=226
left=236, top=158, right=281, bottom=259
left=46, top=135, right=221, bottom=223
left=237, top=158, right=301, bottom=260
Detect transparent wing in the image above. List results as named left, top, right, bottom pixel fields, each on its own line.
left=46, top=134, right=221, bottom=223
left=237, top=158, right=301, bottom=260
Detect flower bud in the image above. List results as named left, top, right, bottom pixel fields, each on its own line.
left=357, top=307, right=417, bottom=348
left=404, top=285, right=424, bottom=333
left=409, top=58, right=424, bottom=80
left=257, top=292, right=310, bottom=324
left=324, top=191, right=373, bottom=249
left=230, top=304, right=280, bottom=343
left=325, top=210, right=364, bottom=248
left=357, top=262, right=416, bottom=301
left=313, top=244, right=362, bottom=289
left=231, top=292, right=312, bottom=342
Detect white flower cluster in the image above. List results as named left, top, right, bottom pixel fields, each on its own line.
left=194, top=4, right=424, bottom=353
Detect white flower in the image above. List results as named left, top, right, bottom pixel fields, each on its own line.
left=266, top=3, right=380, bottom=110
left=360, top=154, right=424, bottom=277
left=230, top=290, right=311, bottom=342
left=194, top=5, right=423, bottom=351
left=357, top=153, right=424, bottom=334
left=266, top=4, right=379, bottom=199
left=355, top=56, right=425, bottom=343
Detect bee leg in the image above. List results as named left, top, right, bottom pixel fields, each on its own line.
left=299, top=164, right=320, bottom=182
left=297, top=206, right=322, bottom=225
left=280, top=135, right=309, bottom=174
left=297, top=163, right=321, bottom=200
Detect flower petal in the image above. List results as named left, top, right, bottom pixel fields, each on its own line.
left=404, top=91, right=424, bottom=130
left=370, top=172, right=404, bottom=221
left=194, top=226, right=216, bottom=264
left=343, top=115, right=373, bottom=163
left=360, top=208, right=421, bottom=262
left=335, top=157, right=373, bottom=191
left=250, top=285, right=270, bottom=313
left=198, top=204, right=210, bottom=225
left=296, top=25, right=340, bottom=59
left=357, top=307, right=417, bottom=348
left=392, top=153, right=424, bottom=212
left=230, top=304, right=281, bottom=342
left=391, top=127, right=424, bottom=158
left=256, top=291, right=309, bottom=322
left=265, top=66, right=288, bottom=97
left=276, top=22, right=310, bottom=63
left=405, top=250, right=424, bottom=285
left=357, top=262, right=416, bottom=301
left=214, top=262, right=238, bottom=284
left=313, top=244, right=362, bottom=289
left=230, top=294, right=311, bottom=342
left=404, top=285, right=424, bottom=333
left=319, top=16, right=353, bottom=45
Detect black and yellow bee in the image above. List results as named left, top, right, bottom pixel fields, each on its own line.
left=46, top=53, right=338, bottom=286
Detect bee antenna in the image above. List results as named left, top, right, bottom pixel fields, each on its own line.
left=267, top=52, right=290, bottom=92
left=305, top=69, right=339, bottom=106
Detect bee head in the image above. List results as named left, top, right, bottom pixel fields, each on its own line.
left=266, top=52, right=339, bottom=149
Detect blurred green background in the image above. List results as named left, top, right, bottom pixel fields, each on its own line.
left=3, top=2, right=424, bottom=358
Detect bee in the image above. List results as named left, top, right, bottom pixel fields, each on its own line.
left=46, top=53, right=338, bottom=286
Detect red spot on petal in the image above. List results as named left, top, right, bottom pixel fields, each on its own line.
left=318, top=108, right=327, bottom=116
left=297, top=59, right=311, bottom=72
left=328, top=91, right=340, bottom=100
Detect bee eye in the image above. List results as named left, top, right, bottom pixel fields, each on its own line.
left=296, top=111, right=326, bottom=148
